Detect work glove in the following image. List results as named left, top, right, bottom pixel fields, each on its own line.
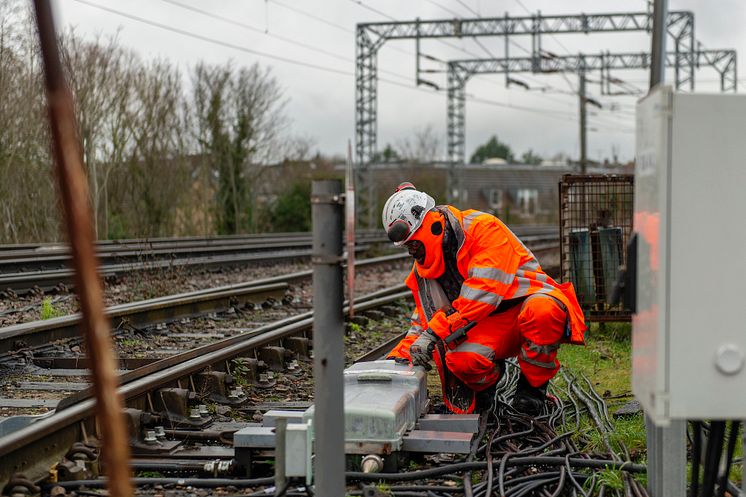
left=386, top=355, right=410, bottom=365
left=427, top=309, right=470, bottom=341
left=409, top=330, right=439, bottom=370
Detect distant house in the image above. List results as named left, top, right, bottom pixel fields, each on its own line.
left=362, top=162, right=630, bottom=224
left=253, top=159, right=631, bottom=226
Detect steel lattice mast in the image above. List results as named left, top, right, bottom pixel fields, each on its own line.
left=355, top=10, right=695, bottom=222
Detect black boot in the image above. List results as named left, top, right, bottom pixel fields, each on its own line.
left=511, top=374, right=548, bottom=416
left=474, top=359, right=505, bottom=413
left=475, top=382, right=498, bottom=412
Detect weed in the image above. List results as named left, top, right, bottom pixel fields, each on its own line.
left=136, top=470, right=164, bottom=478
left=119, top=338, right=142, bottom=348
left=375, top=482, right=391, bottom=494
left=40, top=297, right=64, bottom=320
left=348, top=322, right=362, bottom=334
left=231, top=358, right=251, bottom=385
left=594, top=467, right=624, bottom=490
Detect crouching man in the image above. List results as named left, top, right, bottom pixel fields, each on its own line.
left=383, top=182, right=586, bottom=414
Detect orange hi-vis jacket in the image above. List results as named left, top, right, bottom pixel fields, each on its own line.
left=389, top=206, right=586, bottom=359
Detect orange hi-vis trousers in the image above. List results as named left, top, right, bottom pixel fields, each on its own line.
left=430, top=294, right=568, bottom=391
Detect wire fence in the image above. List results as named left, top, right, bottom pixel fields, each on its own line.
left=559, top=174, right=634, bottom=322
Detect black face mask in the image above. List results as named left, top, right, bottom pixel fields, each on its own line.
left=404, top=239, right=426, bottom=264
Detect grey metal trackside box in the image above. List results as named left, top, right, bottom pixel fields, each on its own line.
left=634, top=86, right=746, bottom=424
left=304, top=360, right=427, bottom=453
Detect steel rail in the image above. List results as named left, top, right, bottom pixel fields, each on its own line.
left=56, top=283, right=409, bottom=410
left=0, top=287, right=412, bottom=487
left=0, top=247, right=356, bottom=295
left=0, top=231, right=387, bottom=257
left=0, top=227, right=555, bottom=272
left=0, top=235, right=392, bottom=273
left=353, top=331, right=407, bottom=363
left=0, top=231, right=557, bottom=294
left=0, top=226, right=552, bottom=256
left=0, top=230, right=390, bottom=255
left=0, top=254, right=410, bottom=357
left=0, top=282, right=288, bottom=356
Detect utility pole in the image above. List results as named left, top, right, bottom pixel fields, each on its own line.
left=579, top=69, right=587, bottom=174
left=650, top=0, right=669, bottom=88
left=311, top=180, right=345, bottom=497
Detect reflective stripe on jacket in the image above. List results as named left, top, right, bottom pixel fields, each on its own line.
left=406, top=206, right=586, bottom=345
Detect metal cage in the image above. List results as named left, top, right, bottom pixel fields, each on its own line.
left=559, top=174, right=634, bottom=322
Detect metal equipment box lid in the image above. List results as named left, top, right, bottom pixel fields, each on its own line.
left=304, top=360, right=427, bottom=453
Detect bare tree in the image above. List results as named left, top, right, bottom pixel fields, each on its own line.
left=109, top=59, right=192, bottom=237
left=0, top=0, right=60, bottom=243
left=0, top=14, right=296, bottom=243
left=61, top=31, right=136, bottom=238
left=396, top=124, right=442, bottom=164
left=191, top=61, right=287, bottom=234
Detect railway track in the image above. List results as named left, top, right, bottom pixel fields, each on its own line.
left=0, top=226, right=558, bottom=295
left=0, top=284, right=412, bottom=490
left=0, top=231, right=389, bottom=269
left=0, top=231, right=586, bottom=496
left=0, top=324, right=652, bottom=497
left=0, top=254, right=408, bottom=361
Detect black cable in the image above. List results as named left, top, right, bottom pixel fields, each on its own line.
left=273, top=480, right=291, bottom=497
left=716, top=421, right=740, bottom=497
left=564, top=453, right=589, bottom=497
left=498, top=452, right=511, bottom=497
left=303, top=483, right=314, bottom=497
left=701, top=421, right=726, bottom=497
left=691, top=421, right=702, bottom=497
left=47, top=477, right=274, bottom=489
left=348, top=457, right=646, bottom=482
left=549, top=467, right=567, bottom=497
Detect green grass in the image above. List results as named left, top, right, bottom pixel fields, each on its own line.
left=593, top=467, right=624, bottom=490
left=136, top=471, right=164, bottom=478
left=40, top=297, right=64, bottom=320
left=119, top=338, right=142, bottom=348
left=557, top=322, right=632, bottom=398
left=556, top=322, right=646, bottom=462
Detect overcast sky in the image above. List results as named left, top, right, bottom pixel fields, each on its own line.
left=55, top=0, right=745, bottom=163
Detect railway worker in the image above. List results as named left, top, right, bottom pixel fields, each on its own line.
left=383, top=182, right=586, bottom=415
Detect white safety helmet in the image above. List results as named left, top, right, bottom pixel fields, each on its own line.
left=381, top=182, right=436, bottom=245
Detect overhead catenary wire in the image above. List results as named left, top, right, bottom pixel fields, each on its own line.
left=70, top=0, right=633, bottom=165
left=69, top=0, right=598, bottom=128
left=423, top=0, right=585, bottom=111
left=70, top=0, right=352, bottom=76
left=158, top=0, right=411, bottom=82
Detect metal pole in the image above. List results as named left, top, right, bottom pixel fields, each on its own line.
left=649, top=0, right=668, bottom=89
left=32, top=2, right=132, bottom=496
left=645, top=416, right=686, bottom=496
left=346, top=141, right=356, bottom=318
left=415, top=18, right=420, bottom=84
left=579, top=69, right=587, bottom=174
left=274, top=417, right=287, bottom=493
left=311, top=180, right=345, bottom=497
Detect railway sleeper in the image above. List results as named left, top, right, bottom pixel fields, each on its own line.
left=282, top=336, right=311, bottom=361
left=256, top=346, right=292, bottom=373
left=151, top=388, right=213, bottom=429
left=124, top=408, right=183, bottom=456
left=193, top=371, right=248, bottom=406
left=230, top=357, right=275, bottom=388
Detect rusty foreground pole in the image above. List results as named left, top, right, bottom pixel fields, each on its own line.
left=32, top=2, right=133, bottom=496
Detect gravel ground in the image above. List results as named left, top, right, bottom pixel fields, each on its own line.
left=0, top=258, right=412, bottom=416
left=0, top=260, right=312, bottom=327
